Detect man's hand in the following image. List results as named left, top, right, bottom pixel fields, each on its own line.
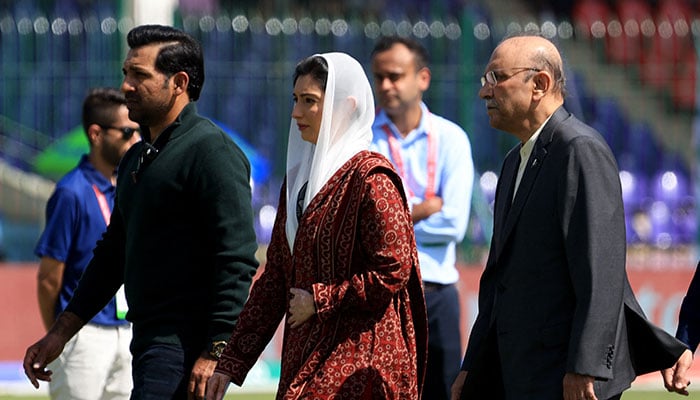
left=288, top=288, right=315, bottom=328
left=563, top=373, right=597, bottom=400
left=412, top=196, right=443, bottom=223
left=23, top=333, right=65, bottom=388
left=23, top=312, right=83, bottom=389
left=187, top=353, right=218, bottom=400
left=451, top=370, right=467, bottom=400
left=206, top=371, right=233, bottom=400
left=661, top=348, right=693, bottom=396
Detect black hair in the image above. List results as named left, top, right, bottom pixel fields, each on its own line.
left=82, top=87, right=126, bottom=135
left=371, top=36, right=430, bottom=70
left=293, top=55, right=329, bottom=91
left=126, top=25, right=205, bottom=101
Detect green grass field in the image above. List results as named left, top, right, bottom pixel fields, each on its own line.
left=0, top=391, right=699, bottom=399
left=0, top=391, right=275, bottom=400
left=628, top=391, right=700, bottom=399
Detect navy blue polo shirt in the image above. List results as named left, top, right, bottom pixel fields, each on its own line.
left=35, top=155, right=127, bottom=326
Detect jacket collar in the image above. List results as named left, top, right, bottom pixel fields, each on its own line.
left=141, top=102, right=197, bottom=147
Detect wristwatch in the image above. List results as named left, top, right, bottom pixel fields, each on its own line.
left=208, top=340, right=227, bottom=359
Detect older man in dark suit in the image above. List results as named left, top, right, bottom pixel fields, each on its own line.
left=450, top=34, right=692, bottom=400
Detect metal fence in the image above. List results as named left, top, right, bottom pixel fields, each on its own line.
left=0, top=0, right=697, bottom=262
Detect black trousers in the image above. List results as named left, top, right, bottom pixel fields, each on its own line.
left=423, top=283, right=463, bottom=399
left=461, top=329, right=504, bottom=399
left=459, top=330, right=623, bottom=400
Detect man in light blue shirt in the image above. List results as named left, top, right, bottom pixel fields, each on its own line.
left=370, top=36, right=474, bottom=399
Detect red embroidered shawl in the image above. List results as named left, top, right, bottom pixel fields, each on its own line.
left=216, top=151, right=427, bottom=399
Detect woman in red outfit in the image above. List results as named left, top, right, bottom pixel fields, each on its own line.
left=207, top=52, right=427, bottom=399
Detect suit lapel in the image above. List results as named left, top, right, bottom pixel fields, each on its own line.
left=492, top=107, right=570, bottom=263
left=489, top=148, right=519, bottom=260
left=500, top=144, right=547, bottom=241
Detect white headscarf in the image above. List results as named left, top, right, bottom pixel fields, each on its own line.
left=285, top=52, right=375, bottom=250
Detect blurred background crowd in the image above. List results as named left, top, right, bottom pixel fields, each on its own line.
left=1, top=0, right=698, bottom=267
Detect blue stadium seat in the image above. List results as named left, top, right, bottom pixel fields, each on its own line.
left=565, top=70, right=595, bottom=123
left=591, top=97, right=629, bottom=157
left=620, top=121, right=662, bottom=179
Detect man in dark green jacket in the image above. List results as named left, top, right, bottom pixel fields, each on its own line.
left=24, top=25, right=259, bottom=400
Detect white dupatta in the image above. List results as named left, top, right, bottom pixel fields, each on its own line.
left=284, top=52, right=375, bottom=251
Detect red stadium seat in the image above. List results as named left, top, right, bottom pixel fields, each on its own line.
left=639, top=35, right=674, bottom=90
left=606, top=0, right=653, bottom=65
left=636, top=0, right=696, bottom=105
left=672, top=51, right=696, bottom=111
left=572, top=0, right=612, bottom=40
left=654, top=0, right=693, bottom=64
left=657, top=0, right=692, bottom=24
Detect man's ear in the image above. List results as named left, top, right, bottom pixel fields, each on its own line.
left=417, top=66, right=431, bottom=92
left=172, top=71, right=190, bottom=96
left=532, top=71, right=551, bottom=100
left=86, top=124, right=101, bottom=147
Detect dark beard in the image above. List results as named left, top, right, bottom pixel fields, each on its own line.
left=101, top=143, right=122, bottom=169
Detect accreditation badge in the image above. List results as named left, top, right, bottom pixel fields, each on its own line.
left=115, top=285, right=128, bottom=320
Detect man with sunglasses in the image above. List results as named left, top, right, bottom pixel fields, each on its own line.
left=451, top=34, right=692, bottom=400
left=34, top=87, right=140, bottom=400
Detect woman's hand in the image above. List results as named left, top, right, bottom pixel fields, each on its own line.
left=288, top=288, right=316, bottom=328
